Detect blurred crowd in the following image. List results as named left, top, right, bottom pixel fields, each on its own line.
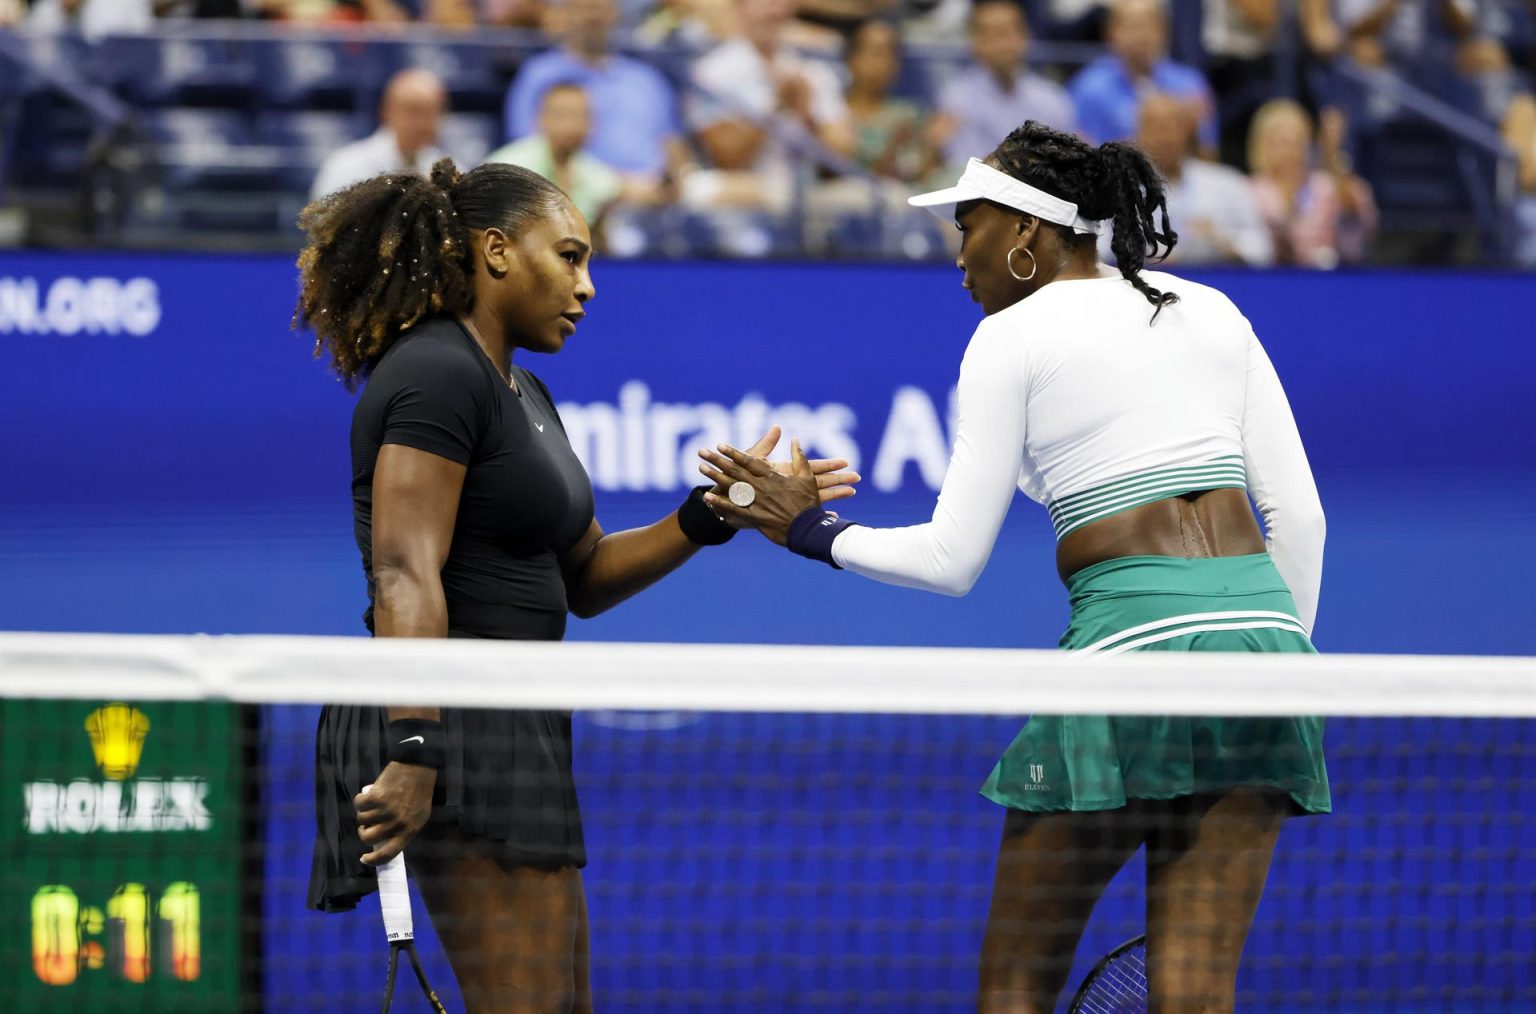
left=8, top=0, right=1536, bottom=266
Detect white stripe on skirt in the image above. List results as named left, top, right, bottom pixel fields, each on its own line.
left=1076, top=610, right=1306, bottom=655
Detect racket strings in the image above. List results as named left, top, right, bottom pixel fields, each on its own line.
left=1069, top=940, right=1148, bottom=1014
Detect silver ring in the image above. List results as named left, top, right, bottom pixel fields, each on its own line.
left=728, top=481, right=756, bottom=508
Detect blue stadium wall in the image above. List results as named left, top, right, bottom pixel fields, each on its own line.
left=1, top=253, right=1531, bottom=1011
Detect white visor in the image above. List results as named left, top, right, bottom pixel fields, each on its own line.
left=908, top=158, right=1105, bottom=236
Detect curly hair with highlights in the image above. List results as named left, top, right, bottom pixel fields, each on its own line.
left=990, top=121, right=1180, bottom=320
left=294, top=158, right=568, bottom=387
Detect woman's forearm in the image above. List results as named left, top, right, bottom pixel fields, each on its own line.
left=564, top=515, right=701, bottom=619
left=373, top=566, right=448, bottom=723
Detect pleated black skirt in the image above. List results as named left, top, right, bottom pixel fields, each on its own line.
left=307, top=606, right=584, bottom=913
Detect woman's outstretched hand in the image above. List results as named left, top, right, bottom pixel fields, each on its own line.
left=702, top=426, right=859, bottom=531
left=698, top=439, right=825, bottom=545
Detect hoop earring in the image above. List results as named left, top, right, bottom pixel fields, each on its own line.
left=1007, top=247, right=1037, bottom=283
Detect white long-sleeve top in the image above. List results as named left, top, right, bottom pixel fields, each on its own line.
left=831, top=270, right=1327, bottom=632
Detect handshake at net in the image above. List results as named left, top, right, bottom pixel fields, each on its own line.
left=695, top=424, right=860, bottom=548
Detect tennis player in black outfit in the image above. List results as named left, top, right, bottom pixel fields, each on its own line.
left=295, top=159, right=858, bottom=1013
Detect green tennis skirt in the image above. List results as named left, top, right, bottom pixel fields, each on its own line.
left=981, top=554, right=1331, bottom=815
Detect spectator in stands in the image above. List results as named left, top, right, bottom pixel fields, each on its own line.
left=1329, top=0, right=1529, bottom=125
left=1203, top=0, right=1285, bottom=169
left=487, top=82, right=623, bottom=227
left=636, top=0, right=736, bottom=45
left=245, top=0, right=330, bottom=23
left=896, top=0, right=967, bottom=44
left=1449, top=29, right=1534, bottom=130
left=311, top=70, right=447, bottom=201
left=1035, top=0, right=1110, bottom=42
left=1503, top=89, right=1536, bottom=264
left=482, top=0, right=547, bottom=28
left=332, top=0, right=413, bottom=20
left=505, top=0, right=689, bottom=189
left=264, top=0, right=479, bottom=25
left=157, top=0, right=249, bottom=16
left=421, top=0, right=480, bottom=26
left=1248, top=98, right=1378, bottom=268
left=1476, top=0, right=1536, bottom=77
left=27, top=0, right=154, bottom=38
left=930, top=1, right=1076, bottom=171
left=249, top=0, right=412, bottom=24
left=1200, top=2, right=1353, bottom=168
left=360, top=0, right=486, bottom=18
left=1300, top=0, right=1346, bottom=57
left=795, top=0, right=897, bottom=36
left=1126, top=92, right=1273, bottom=266
left=1334, top=0, right=1475, bottom=69
left=1069, top=0, right=1217, bottom=154
left=844, top=18, right=941, bottom=184
left=685, top=0, right=854, bottom=215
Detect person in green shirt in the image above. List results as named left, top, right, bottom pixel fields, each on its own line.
left=486, top=82, right=623, bottom=230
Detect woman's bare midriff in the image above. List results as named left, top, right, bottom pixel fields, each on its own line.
left=1056, top=488, right=1266, bottom=583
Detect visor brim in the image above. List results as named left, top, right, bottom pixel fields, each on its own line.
left=906, top=183, right=982, bottom=222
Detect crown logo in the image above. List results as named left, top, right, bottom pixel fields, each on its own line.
left=83, top=704, right=150, bottom=781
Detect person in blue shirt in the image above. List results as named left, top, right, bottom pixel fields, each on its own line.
left=504, top=0, right=688, bottom=189
left=1068, top=0, right=1218, bottom=157
left=932, top=0, right=1078, bottom=170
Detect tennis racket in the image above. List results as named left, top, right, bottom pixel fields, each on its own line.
left=1066, top=934, right=1147, bottom=1014
left=364, top=783, right=449, bottom=1014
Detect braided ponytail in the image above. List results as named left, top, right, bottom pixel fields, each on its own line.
left=295, top=157, right=568, bottom=387
left=989, top=121, right=1180, bottom=321
left=1094, top=141, right=1179, bottom=319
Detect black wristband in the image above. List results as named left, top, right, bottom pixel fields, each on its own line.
left=786, top=506, right=857, bottom=568
left=676, top=485, right=737, bottom=546
left=386, top=718, right=447, bottom=771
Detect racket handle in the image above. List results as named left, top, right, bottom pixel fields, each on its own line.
left=362, top=783, right=414, bottom=943
left=378, top=854, right=414, bottom=943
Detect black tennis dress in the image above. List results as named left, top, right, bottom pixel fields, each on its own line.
left=308, top=317, right=596, bottom=912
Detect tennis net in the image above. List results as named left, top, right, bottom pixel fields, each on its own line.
left=1, top=632, right=1531, bottom=1013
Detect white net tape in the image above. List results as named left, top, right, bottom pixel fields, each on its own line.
left=0, top=632, right=1530, bottom=716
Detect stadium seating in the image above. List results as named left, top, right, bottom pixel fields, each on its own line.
left=254, top=109, right=366, bottom=190
left=0, top=27, right=1519, bottom=263
left=255, top=36, right=383, bottom=111
left=101, top=35, right=261, bottom=109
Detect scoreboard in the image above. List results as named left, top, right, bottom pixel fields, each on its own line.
left=1, top=700, right=245, bottom=1011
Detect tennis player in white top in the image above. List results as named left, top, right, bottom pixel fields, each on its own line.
left=700, top=121, right=1331, bottom=1013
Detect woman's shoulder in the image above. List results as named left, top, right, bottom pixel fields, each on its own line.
left=379, top=318, right=477, bottom=364
left=369, top=318, right=488, bottom=389
left=1022, top=271, right=1247, bottom=325
left=1140, top=270, right=1245, bottom=312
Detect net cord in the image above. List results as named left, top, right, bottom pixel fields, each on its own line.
left=0, top=633, right=1530, bottom=717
